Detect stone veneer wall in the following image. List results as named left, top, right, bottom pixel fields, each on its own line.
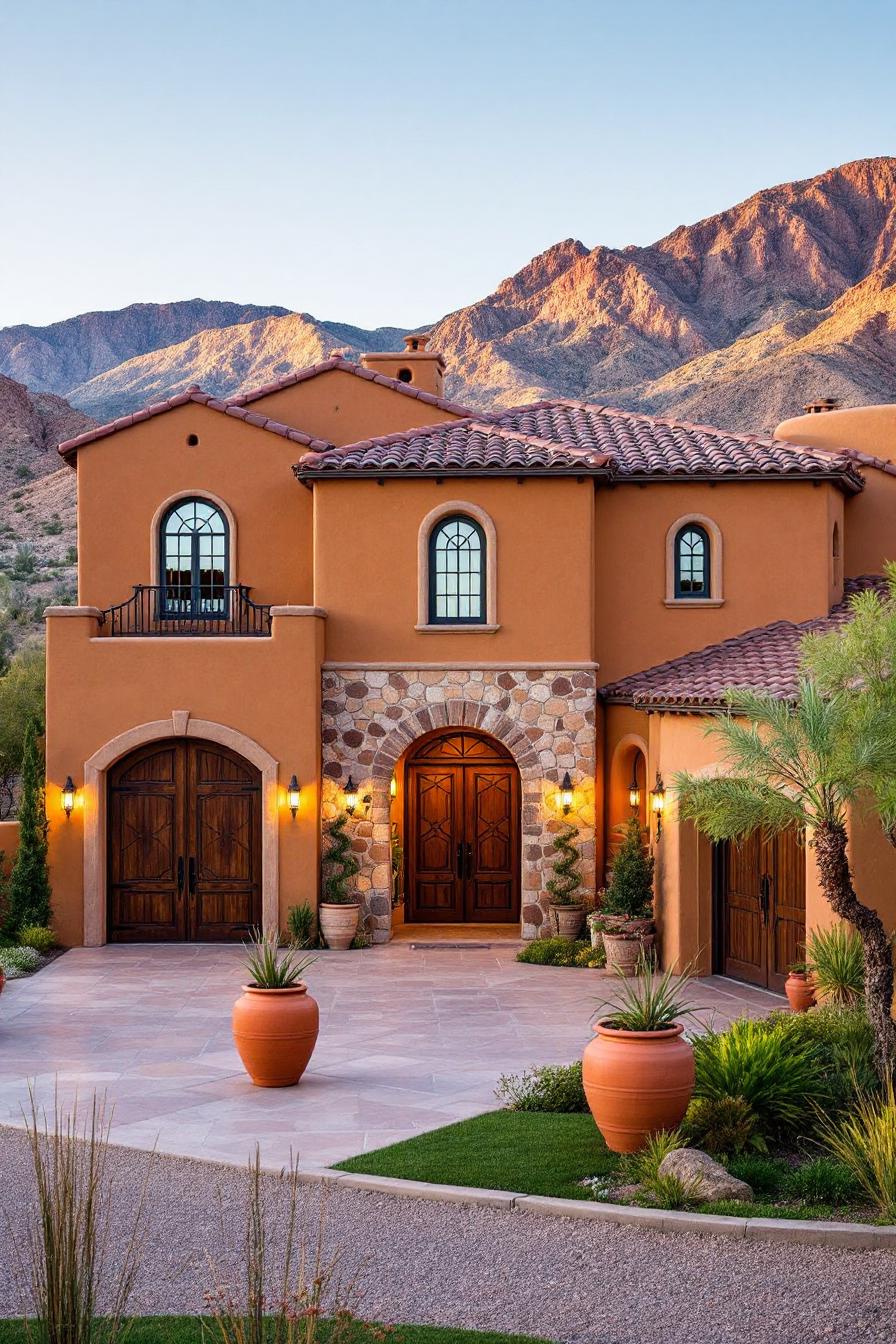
left=321, top=666, right=597, bottom=942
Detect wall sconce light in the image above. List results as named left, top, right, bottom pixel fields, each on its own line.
left=558, top=771, right=574, bottom=816
left=628, top=764, right=641, bottom=814
left=286, top=775, right=301, bottom=819
left=344, top=775, right=359, bottom=816
left=61, top=776, right=76, bottom=819
left=650, top=771, right=666, bottom=838
left=389, top=774, right=397, bottom=799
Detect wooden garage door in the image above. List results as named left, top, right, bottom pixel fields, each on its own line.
left=107, top=739, right=261, bottom=942
left=718, top=829, right=806, bottom=991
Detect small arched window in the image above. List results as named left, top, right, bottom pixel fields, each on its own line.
left=674, top=523, right=711, bottom=599
left=160, top=498, right=229, bottom=617
left=428, top=514, right=486, bottom=624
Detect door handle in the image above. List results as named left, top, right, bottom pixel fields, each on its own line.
left=177, top=856, right=184, bottom=894
left=188, top=857, right=197, bottom=895
left=465, top=842, right=473, bottom=880
left=456, top=844, right=464, bottom=880
left=759, top=873, right=770, bottom=924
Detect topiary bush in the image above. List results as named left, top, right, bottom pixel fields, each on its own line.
left=321, top=812, right=360, bottom=903
left=516, top=936, right=603, bottom=968
left=495, top=1061, right=588, bottom=1113
left=545, top=822, right=582, bottom=906
left=601, top=816, right=653, bottom=919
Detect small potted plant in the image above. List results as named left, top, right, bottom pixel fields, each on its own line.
left=583, top=956, right=696, bottom=1153
left=319, top=812, right=361, bottom=950
left=547, top=820, right=585, bottom=939
left=784, top=959, right=816, bottom=1013
left=231, top=928, right=318, bottom=1087
left=600, top=817, right=655, bottom=974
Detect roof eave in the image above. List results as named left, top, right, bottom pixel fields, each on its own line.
left=612, top=470, right=864, bottom=493
left=292, top=466, right=614, bottom=482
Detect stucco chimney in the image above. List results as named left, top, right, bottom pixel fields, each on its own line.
left=803, top=397, right=841, bottom=414
left=360, top=332, right=446, bottom=397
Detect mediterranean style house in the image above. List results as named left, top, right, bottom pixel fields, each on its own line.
left=44, top=336, right=896, bottom=990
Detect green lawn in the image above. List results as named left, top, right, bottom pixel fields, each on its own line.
left=0, top=1322, right=548, bottom=1344
left=335, top=1109, right=613, bottom=1199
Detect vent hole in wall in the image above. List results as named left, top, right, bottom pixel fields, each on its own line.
left=397, top=367, right=413, bottom=384
left=187, top=433, right=200, bottom=447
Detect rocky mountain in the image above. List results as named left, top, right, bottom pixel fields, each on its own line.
left=0, top=375, right=93, bottom=491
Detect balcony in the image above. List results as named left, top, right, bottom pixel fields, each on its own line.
left=98, top=585, right=272, bottom=637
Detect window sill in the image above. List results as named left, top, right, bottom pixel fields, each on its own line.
left=414, top=623, right=501, bottom=634
left=663, top=598, right=724, bottom=608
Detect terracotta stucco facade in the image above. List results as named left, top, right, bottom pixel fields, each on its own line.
left=42, top=351, right=896, bottom=979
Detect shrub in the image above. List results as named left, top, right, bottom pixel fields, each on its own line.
left=6, top=717, right=52, bottom=934
left=683, top=1095, right=760, bottom=1156
left=18, top=923, right=55, bottom=953
left=821, top=1081, right=896, bottom=1221
left=286, top=902, right=315, bottom=948
left=692, top=1017, right=827, bottom=1142
left=0, top=943, right=40, bottom=976
left=760, top=1005, right=878, bottom=1113
left=495, top=1061, right=587, bottom=1113
left=546, top=821, right=582, bottom=906
left=725, top=1153, right=789, bottom=1198
left=806, top=924, right=864, bottom=1006
left=785, top=1157, right=860, bottom=1206
left=517, top=936, right=597, bottom=967
left=321, top=813, right=359, bottom=903
left=602, top=816, right=654, bottom=919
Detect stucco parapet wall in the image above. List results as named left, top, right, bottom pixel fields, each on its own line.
left=321, top=665, right=598, bottom=943
left=270, top=605, right=328, bottom=618
left=44, top=606, right=104, bottom=620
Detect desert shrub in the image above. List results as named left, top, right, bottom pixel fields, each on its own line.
left=806, top=924, right=864, bottom=1006
left=683, top=1095, right=760, bottom=1156
left=10, top=542, right=37, bottom=578
left=18, top=923, right=55, bottom=953
left=286, top=902, right=315, bottom=948
left=725, top=1153, right=789, bottom=1198
left=0, top=943, right=40, bottom=976
left=760, top=1005, right=878, bottom=1112
left=692, top=1017, right=827, bottom=1142
left=495, top=1061, right=587, bottom=1113
left=517, top=936, right=597, bottom=967
left=602, top=816, right=653, bottom=918
left=821, top=1081, right=896, bottom=1221
left=785, top=1157, right=860, bottom=1206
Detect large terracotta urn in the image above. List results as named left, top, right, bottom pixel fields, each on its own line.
left=582, top=1019, right=695, bottom=1153
left=232, top=983, right=319, bottom=1087
left=319, top=902, right=360, bottom=951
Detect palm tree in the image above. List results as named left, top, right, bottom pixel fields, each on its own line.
left=675, top=680, right=896, bottom=1080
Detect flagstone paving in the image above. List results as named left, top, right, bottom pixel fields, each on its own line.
left=0, top=942, right=780, bottom=1169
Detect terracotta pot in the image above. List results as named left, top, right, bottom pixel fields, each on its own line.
left=552, top=903, right=585, bottom=940
left=583, top=1019, right=695, bottom=1153
left=785, top=971, right=816, bottom=1013
left=603, top=932, right=649, bottom=976
left=319, top=902, right=360, bottom=950
left=232, top=983, right=319, bottom=1088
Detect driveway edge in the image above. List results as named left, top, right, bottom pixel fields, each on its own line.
left=324, top=1170, right=896, bottom=1247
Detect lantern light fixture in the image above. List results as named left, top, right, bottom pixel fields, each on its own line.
left=650, top=771, right=666, bottom=838
left=628, top=763, right=641, bottom=813
left=344, top=775, right=359, bottom=816
left=62, top=776, right=76, bottom=819
left=286, top=775, right=301, bottom=819
left=558, top=771, right=574, bottom=816
left=389, top=774, right=397, bottom=799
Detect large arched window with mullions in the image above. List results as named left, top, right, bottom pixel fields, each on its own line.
left=159, top=497, right=229, bottom=617
left=428, top=514, right=487, bottom=625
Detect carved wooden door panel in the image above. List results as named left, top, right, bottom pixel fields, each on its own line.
left=721, top=830, right=805, bottom=989
left=188, top=743, right=262, bottom=941
left=464, top=765, right=519, bottom=921
left=108, top=743, right=186, bottom=941
left=406, top=766, right=464, bottom=921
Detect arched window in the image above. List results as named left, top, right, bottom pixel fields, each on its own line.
left=674, top=523, right=711, bottom=599
left=428, top=514, right=486, bottom=624
left=160, top=498, right=229, bottom=617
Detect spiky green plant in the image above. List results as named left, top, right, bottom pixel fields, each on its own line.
left=286, top=902, right=316, bottom=949
left=321, top=813, right=360, bottom=905
left=242, top=927, right=316, bottom=988
left=806, top=923, right=865, bottom=1006
left=675, top=669, right=896, bottom=1081
left=602, top=816, right=654, bottom=919
left=546, top=821, right=582, bottom=905
left=820, top=1078, right=896, bottom=1221
left=595, top=956, right=695, bottom=1032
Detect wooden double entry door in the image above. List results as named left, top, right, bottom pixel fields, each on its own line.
left=107, top=739, right=262, bottom=942
left=717, top=829, right=806, bottom=992
left=406, top=731, right=521, bottom=924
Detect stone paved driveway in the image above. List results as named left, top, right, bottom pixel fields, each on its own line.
left=0, top=942, right=779, bottom=1169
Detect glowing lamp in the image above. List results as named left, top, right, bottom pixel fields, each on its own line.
left=628, top=764, right=641, bottom=813
left=390, top=775, right=397, bottom=799
left=345, top=775, right=359, bottom=816
left=650, top=772, right=666, bottom=838
left=558, top=771, right=574, bottom=816
left=62, top=776, right=76, bottom=818
left=286, top=775, right=300, bottom=819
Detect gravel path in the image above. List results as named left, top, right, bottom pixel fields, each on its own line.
left=2, top=1126, right=894, bottom=1344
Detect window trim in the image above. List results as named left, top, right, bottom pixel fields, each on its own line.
left=417, top=500, right=499, bottom=632
left=664, top=514, right=723, bottom=606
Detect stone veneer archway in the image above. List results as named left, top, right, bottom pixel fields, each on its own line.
left=321, top=667, right=597, bottom=941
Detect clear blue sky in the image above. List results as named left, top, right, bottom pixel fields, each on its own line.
left=3, top=0, right=894, bottom=330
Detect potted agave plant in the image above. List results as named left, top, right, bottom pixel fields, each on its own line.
left=319, top=812, right=361, bottom=950
left=583, top=956, right=695, bottom=1153
left=599, top=817, right=655, bottom=975
left=232, top=928, right=318, bottom=1087
left=547, top=820, right=585, bottom=940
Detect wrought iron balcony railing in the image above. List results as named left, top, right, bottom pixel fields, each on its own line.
left=98, top=584, right=273, bottom=637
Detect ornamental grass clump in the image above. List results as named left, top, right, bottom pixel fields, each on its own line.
left=286, top=902, right=316, bottom=949
left=242, top=927, right=316, bottom=989
left=820, top=1079, right=896, bottom=1221
left=595, top=957, right=694, bottom=1032
left=806, top=924, right=865, bottom=1006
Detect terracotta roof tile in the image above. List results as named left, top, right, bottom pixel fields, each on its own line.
left=57, top=387, right=333, bottom=460
left=227, top=355, right=475, bottom=418
left=491, top=399, right=864, bottom=490
left=601, top=576, right=887, bottom=710
left=293, top=418, right=615, bottom=479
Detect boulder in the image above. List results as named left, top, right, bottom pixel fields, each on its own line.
left=658, top=1148, right=753, bottom=1203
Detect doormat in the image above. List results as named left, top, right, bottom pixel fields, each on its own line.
left=408, top=941, right=496, bottom=950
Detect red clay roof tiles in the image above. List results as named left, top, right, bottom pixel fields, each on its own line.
left=601, top=576, right=888, bottom=710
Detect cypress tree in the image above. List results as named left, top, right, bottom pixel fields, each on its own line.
left=603, top=815, right=654, bottom=918
left=7, top=718, right=52, bottom=933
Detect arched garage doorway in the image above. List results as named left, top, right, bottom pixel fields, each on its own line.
left=107, top=738, right=262, bottom=942
left=404, top=729, right=521, bottom=924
